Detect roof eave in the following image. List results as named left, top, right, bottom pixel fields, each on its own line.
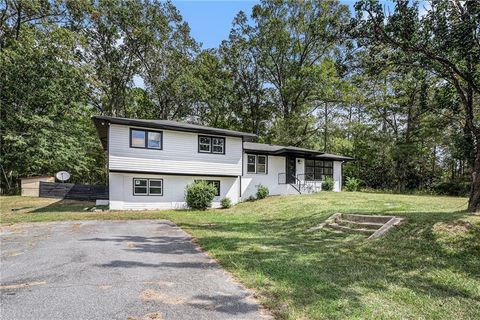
left=92, top=116, right=257, bottom=140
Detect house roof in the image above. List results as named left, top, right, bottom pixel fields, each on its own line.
left=243, top=142, right=354, bottom=161
left=93, top=115, right=257, bottom=138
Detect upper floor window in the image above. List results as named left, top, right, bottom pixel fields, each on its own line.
left=198, top=135, right=225, bottom=154
left=305, top=159, right=333, bottom=180
left=130, top=129, right=162, bottom=149
left=247, top=154, right=267, bottom=174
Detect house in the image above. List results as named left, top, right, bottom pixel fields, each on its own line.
left=92, top=116, right=354, bottom=210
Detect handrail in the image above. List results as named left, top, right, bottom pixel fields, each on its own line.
left=278, top=173, right=322, bottom=194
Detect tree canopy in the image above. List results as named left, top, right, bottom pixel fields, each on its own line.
left=1, top=0, right=478, bottom=210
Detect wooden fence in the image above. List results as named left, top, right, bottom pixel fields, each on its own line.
left=39, top=182, right=108, bottom=201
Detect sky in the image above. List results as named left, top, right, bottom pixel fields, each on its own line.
left=173, top=0, right=362, bottom=49
left=134, top=1, right=427, bottom=87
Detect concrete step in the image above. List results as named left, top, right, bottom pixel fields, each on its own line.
left=328, top=223, right=376, bottom=234
left=341, top=214, right=392, bottom=224
left=335, top=219, right=384, bottom=230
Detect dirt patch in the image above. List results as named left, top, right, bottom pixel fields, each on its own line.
left=99, top=284, right=112, bottom=290
left=143, top=312, right=164, bottom=320
left=0, top=281, right=47, bottom=290
left=0, top=224, right=30, bottom=234
left=433, top=221, right=475, bottom=236
left=4, top=251, right=24, bottom=257
left=71, top=223, right=82, bottom=230
left=128, top=312, right=164, bottom=320
left=140, top=289, right=186, bottom=305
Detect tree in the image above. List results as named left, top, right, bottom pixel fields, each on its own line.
left=0, top=14, right=105, bottom=193
left=219, top=11, right=273, bottom=137
left=233, top=0, right=351, bottom=147
left=353, top=0, right=480, bottom=211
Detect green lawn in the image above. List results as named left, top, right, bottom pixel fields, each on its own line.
left=1, top=193, right=479, bottom=319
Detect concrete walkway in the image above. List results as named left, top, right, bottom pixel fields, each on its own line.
left=0, top=220, right=270, bottom=320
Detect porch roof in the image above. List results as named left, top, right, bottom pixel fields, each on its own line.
left=243, top=142, right=354, bottom=161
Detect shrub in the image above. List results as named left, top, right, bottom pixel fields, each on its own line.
left=322, top=177, right=334, bottom=191
left=256, top=184, right=269, bottom=199
left=433, top=180, right=470, bottom=197
left=185, top=181, right=217, bottom=210
left=345, top=177, right=361, bottom=192
left=220, top=197, right=232, bottom=209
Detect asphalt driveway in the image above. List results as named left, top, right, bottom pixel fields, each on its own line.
left=0, top=220, right=270, bottom=320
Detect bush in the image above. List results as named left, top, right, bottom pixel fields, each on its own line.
left=345, top=177, right=361, bottom=192
left=322, top=177, right=334, bottom=191
left=433, top=180, right=470, bottom=197
left=256, top=184, right=269, bottom=199
left=185, top=181, right=217, bottom=210
left=220, top=197, right=232, bottom=209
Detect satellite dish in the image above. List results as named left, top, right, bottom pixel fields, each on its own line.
left=56, top=171, right=71, bottom=182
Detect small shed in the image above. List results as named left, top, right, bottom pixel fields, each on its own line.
left=21, top=176, right=55, bottom=197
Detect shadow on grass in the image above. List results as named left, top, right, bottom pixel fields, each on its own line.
left=173, top=211, right=480, bottom=318
left=32, top=199, right=94, bottom=213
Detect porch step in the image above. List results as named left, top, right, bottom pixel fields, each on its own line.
left=335, top=219, right=384, bottom=229
left=316, top=213, right=404, bottom=239
left=340, top=214, right=392, bottom=224
left=328, top=223, right=375, bottom=234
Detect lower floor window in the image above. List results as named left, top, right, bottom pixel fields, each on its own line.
left=305, top=160, right=333, bottom=180
left=133, top=178, right=163, bottom=196
left=195, top=180, right=220, bottom=196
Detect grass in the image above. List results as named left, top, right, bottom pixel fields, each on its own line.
left=1, top=193, right=479, bottom=319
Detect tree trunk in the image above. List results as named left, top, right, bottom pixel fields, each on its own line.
left=467, top=141, right=480, bottom=212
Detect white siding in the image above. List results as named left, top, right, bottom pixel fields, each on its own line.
left=109, top=172, right=240, bottom=210
left=333, top=161, right=342, bottom=192
left=108, top=124, right=242, bottom=176
left=241, top=155, right=344, bottom=198
left=241, top=154, right=298, bottom=199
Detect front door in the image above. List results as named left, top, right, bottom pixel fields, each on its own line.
left=286, top=156, right=296, bottom=183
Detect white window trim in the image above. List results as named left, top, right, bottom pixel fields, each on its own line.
left=133, top=178, right=163, bottom=196
left=247, top=154, right=267, bottom=174
left=148, top=179, right=163, bottom=196
left=257, top=155, right=267, bottom=174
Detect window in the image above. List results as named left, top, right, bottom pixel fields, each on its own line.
left=247, top=154, right=267, bottom=174
left=198, top=135, right=225, bottom=154
left=133, top=178, right=148, bottom=195
left=130, top=129, right=162, bottom=149
left=199, top=136, right=211, bottom=153
left=247, top=155, right=256, bottom=173
left=195, top=180, right=220, bottom=196
left=257, top=155, right=267, bottom=174
left=147, top=132, right=162, bottom=149
left=148, top=179, right=163, bottom=195
left=305, top=160, right=333, bottom=180
left=131, top=130, right=146, bottom=148
left=212, top=137, right=225, bottom=154
left=133, top=178, right=163, bottom=196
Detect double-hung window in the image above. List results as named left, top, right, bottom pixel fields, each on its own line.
left=246, top=154, right=267, bottom=174
left=198, top=135, right=225, bottom=154
left=133, top=178, right=163, bottom=196
left=130, top=129, right=162, bottom=149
